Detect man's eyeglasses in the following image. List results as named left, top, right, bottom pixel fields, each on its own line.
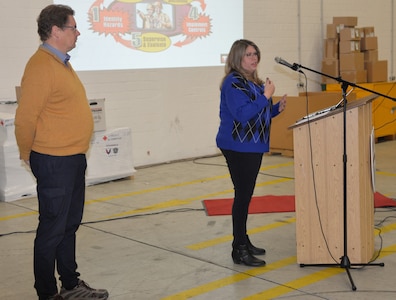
left=63, top=25, right=77, bottom=32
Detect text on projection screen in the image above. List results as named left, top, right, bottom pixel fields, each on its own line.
left=53, top=0, right=243, bottom=71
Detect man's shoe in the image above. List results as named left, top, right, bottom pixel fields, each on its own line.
left=60, top=280, right=109, bottom=299
left=47, top=294, right=64, bottom=300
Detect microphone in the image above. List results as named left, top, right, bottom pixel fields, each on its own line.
left=274, top=57, right=302, bottom=72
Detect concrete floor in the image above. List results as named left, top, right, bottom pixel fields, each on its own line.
left=0, top=140, right=395, bottom=300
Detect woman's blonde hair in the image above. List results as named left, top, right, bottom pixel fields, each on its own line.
left=220, top=39, right=263, bottom=88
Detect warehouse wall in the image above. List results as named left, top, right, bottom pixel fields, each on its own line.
left=0, top=0, right=395, bottom=167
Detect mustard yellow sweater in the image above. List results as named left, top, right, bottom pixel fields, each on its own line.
left=15, top=47, right=93, bottom=161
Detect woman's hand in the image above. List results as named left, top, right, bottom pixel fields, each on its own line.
left=264, top=77, right=275, bottom=99
left=278, top=94, right=287, bottom=112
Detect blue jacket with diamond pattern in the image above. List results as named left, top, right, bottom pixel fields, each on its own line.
left=216, top=72, right=281, bottom=153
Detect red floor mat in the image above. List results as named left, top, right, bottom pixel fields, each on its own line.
left=203, top=192, right=396, bottom=216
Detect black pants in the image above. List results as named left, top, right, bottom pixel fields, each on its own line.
left=221, top=149, right=263, bottom=247
left=30, top=151, right=87, bottom=299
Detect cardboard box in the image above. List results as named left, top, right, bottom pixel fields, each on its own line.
left=339, top=28, right=361, bottom=40
left=333, top=16, right=358, bottom=27
left=365, top=60, right=388, bottom=82
left=89, top=98, right=106, bottom=132
left=361, top=36, right=378, bottom=51
left=322, top=77, right=339, bottom=85
left=339, top=40, right=360, bottom=53
left=326, top=24, right=338, bottom=39
left=340, top=70, right=367, bottom=83
left=323, top=39, right=338, bottom=59
left=335, top=24, right=345, bottom=34
left=340, top=52, right=364, bottom=71
left=362, top=27, right=375, bottom=37
left=363, top=50, right=378, bottom=62
left=321, top=59, right=339, bottom=81
left=355, top=28, right=364, bottom=38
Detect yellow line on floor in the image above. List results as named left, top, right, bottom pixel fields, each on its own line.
left=85, top=173, right=230, bottom=204
left=0, top=164, right=292, bottom=222
left=244, top=268, right=344, bottom=299
left=377, top=171, right=396, bottom=177
left=107, top=178, right=292, bottom=218
left=244, top=243, right=396, bottom=299
left=187, top=217, right=296, bottom=250
left=87, top=161, right=294, bottom=205
left=161, top=256, right=297, bottom=300
left=188, top=218, right=396, bottom=258
left=377, top=221, right=396, bottom=234
left=0, top=173, right=233, bottom=222
left=108, top=190, right=233, bottom=217
left=164, top=222, right=396, bottom=299
left=163, top=238, right=396, bottom=300
left=260, top=162, right=294, bottom=170
left=0, top=211, right=37, bottom=221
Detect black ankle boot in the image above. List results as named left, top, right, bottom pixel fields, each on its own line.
left=232, top=245, right=266, bottom=266
left=246, top=235, right=266, bottom=255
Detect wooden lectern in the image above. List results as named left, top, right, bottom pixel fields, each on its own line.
left=290, top=94, right=377, bottom=264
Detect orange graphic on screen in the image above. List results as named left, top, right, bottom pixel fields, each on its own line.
left=88, top=0, right=212, bottom=52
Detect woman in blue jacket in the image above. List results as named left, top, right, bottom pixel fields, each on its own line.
left=216, top=39, right=287, bottom=266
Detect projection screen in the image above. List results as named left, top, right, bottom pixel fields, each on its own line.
left=53, top=0, right=243, bottom=71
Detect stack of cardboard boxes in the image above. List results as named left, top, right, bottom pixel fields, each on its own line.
left=322, top=16, right=388, bottom=84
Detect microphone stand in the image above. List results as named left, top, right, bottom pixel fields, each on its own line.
left=288, top=62, right=395, bottom=291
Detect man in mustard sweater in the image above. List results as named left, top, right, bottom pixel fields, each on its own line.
left=14, top=5, right=108, bottom=300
